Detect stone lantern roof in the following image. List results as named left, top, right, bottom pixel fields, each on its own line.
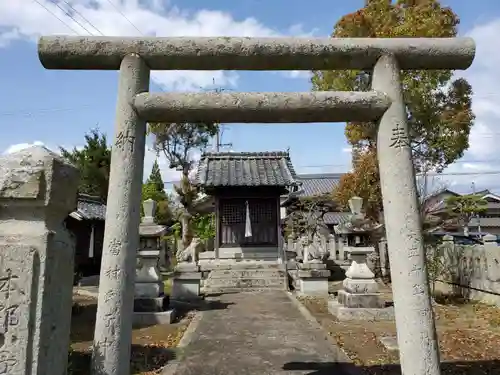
left=139, top=199, right=167, bottom=238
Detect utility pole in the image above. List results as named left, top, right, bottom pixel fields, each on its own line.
left=472, top=181, right=482, bottom=235
left=215, top=126, right=232, bottom=151
left=208, top=79, right=233, bottom=152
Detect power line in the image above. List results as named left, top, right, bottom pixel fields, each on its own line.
left=32, top=0, right=79, bottom=35
left=59, top=0, right=104, bottom=36
left=5, top=95, right=500, bottom=126
left=99, top=0, right=169, bottom=93
left=25, top=1, right=500, bottom=182
left=422, top=171, right=500, bottom=177
left=99, top=0, right=172, bottom=93
left=103, top=0, right=144, bottom=36
left=32, top=0, right=168, bottom=93
left=24, top=1, right=500, bottom=104
left=49, top=0, right=95, bottom=36
left=0, top=104, right=97, bottom=116
left=298, top=158, right=500, bottom=169
left=161, top=170, right=500, bottom=185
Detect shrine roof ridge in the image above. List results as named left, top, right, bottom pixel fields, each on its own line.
left=297, top=173, right=344, bottom=180
left=200, top=151, right=291, bottom=159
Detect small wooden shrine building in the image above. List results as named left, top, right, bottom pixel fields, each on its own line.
left=66, top=194, right=107, bottom=277
left=194, top=151, right=299, bottom=261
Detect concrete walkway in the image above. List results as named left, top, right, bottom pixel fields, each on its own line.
left=167, top=291, right=354, bottom=375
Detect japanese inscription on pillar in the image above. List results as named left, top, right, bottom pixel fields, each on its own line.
left=389, top=123, right=410, bottom=149
left=0, top=246, right=35, bottom=375
left=114, top=129, right=135, bottom=153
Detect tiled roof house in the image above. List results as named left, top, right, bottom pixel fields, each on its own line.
left=283, top=173, right=350, bottom=226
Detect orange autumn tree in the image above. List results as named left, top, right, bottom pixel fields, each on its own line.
left=334, top=148, right=382, bottom=219
left=313, top=0, right=474, bottom=219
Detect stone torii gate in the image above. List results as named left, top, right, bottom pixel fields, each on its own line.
left=38, top=36, right=475, bottom=375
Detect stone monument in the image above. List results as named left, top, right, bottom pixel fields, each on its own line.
left=328, top=197, right=393, bottom=320
left=0, top=146, right=79, bottom=375
left=133, top=199, right=175, bottom=325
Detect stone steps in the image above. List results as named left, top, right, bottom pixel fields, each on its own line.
left=199, top=261, right=283, bottom=271
left=203, top=263, right=287, bottom=294
left=207, top=270, right=283, bottom=279
left=206, top=278, right=285, bottom=288
left=204, top=286, right=285, bottom=294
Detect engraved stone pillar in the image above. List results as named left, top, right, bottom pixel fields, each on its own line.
left=92, top=54, right=150, bottom=375
left=0, top=146, right=79, bottom=375
left=372, top=55, right=440, bottom=375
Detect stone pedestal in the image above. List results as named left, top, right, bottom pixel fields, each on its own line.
left=135, top=249, right=163, bottom=297
left=132, top=200, right=175, bottom=326
left=297, top=261, right=331, bottom=296
left=328, top=247, right=394, bottom=321
left=172, top=263, right=203, bottom=301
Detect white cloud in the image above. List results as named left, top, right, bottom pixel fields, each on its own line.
left=281, top=70, right=313, bottom=80
left=143, top=146, right=202, bottom=192
left=440, top=18, right=500, bottom=193
left=0, top=0, right=311, bottom=90
left=3, top=141, right=45, bottom=154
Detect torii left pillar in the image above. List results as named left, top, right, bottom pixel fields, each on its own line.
left=92, top=54, right=150, bottom=375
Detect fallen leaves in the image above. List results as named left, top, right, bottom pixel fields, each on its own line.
left=69, top=295, right=194, bottom=375
left=299, top=293, right=500, bottom=375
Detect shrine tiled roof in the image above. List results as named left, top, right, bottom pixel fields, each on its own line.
left=296, top=173, right=343, bottom=197
left=194, top=151, right=299, bottom=188
left=70, top=194, right=106, bottom=221
left=323, top=212, right=351, bottom=225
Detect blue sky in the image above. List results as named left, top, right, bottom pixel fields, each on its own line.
left=1, top=0, right=500, bottom=193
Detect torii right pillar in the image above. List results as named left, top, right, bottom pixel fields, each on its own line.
left=373, top=54, right=440, bottom=375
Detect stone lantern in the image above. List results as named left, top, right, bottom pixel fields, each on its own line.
left=348, top=196, right=363, bottom=217
left=133, top=199, right=174, bottom=325
left=329, top=196, right=393, bottom=321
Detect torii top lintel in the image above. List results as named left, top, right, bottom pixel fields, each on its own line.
left=38, top=36, right=475, bottom=71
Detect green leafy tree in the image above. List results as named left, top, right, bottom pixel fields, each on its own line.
left=192, top=213, right=216, bottom=241
left=319, top=0, right=474, bottom=217
left=60, top=128, right=111, bottom=201
left=149, top=122, right=218, bottom=248
left=142, top=160, right=173, bottom=225
left=446, top=194, right=487, bottom=236
left=148, top=160, right=165, bottom=193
